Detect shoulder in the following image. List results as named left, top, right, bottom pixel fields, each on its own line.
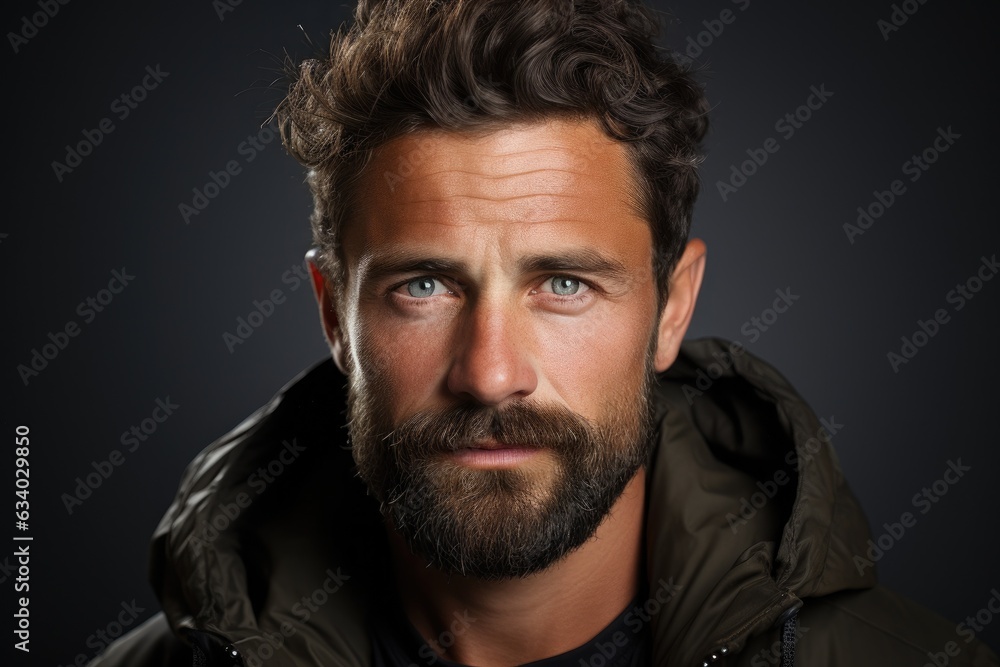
left=87, top=612, right=193, bottom=667
left=738, top=586, right=999, bottom=666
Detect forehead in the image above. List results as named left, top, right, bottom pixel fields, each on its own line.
left=344, top=117, right=650, bottom=267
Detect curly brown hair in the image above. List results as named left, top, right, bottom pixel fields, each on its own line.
left=275, top=0, right=709, bottom=310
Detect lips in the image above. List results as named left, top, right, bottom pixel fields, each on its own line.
left=449, top=441, right=542, bottom=467
left=464, top=438, right=531, bottom=451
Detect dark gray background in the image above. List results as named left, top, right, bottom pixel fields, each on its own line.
left=3, top=0, right=998, bottom=664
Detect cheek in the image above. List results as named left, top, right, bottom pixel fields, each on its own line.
left=536, top=302, right=653, bottom=407
left=353, top=309, right=454, bottom=422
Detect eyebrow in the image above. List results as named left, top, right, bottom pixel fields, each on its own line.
left=359, top=247, right=632, bottom=289
left=517, top=249, right=631, bottom=282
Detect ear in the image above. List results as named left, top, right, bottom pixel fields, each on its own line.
left=307, top=249, right=350, bottom=375
left=653, top=238, right=707, bottom=372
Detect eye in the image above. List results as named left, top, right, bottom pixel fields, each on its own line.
left=403, top=276, right=449, bottom=298
left=543, top=276, right=589, bottom=296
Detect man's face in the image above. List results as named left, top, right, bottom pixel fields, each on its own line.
left=333, top=118, right=664, bottom=579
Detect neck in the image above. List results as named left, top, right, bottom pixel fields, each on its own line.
left=387, top=468, right=647, bottom=666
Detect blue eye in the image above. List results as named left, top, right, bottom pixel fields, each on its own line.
left=550, top=277, right=582, bottom=296
left=407, top=277, right=439, bottom=298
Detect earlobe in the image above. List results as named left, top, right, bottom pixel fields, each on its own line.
left=653, top=239, right=707, bottom=372
left=307, top=252, right=350, bottom=375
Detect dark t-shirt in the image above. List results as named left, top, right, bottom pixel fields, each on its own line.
left=370, top=596, right=649, bottom=667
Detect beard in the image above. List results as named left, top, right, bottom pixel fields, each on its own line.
left=346, top=349, right=658, bottom=581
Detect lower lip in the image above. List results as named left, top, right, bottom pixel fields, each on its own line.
left=449, top=447, right=540, bottom=468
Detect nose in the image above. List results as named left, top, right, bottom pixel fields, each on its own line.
left=446, top=299, right=538, bottom=406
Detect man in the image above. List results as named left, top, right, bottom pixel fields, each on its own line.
left=92, top=0, right=998, bottom=665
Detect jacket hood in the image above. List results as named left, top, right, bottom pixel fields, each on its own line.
left=645, top=339, right=875, bottom=665
left=148, top=337, right=877, bottom=666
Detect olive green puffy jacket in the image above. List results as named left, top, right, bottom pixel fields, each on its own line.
left=91, top=338, right=1000, bottom=666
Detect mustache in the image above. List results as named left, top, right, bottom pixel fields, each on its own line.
left=382, top=401, right=597, bottom=459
